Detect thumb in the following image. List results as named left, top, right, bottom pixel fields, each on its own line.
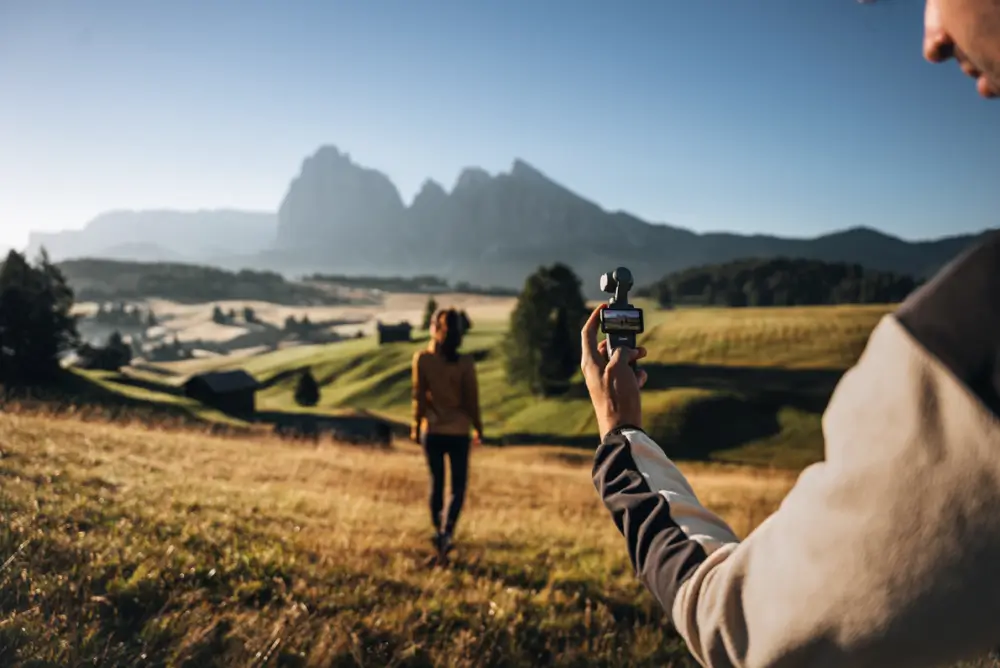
left=607, top=346, right=638, bottom=372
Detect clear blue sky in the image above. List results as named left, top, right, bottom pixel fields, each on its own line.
left=1, top=0, right=997, bottom=250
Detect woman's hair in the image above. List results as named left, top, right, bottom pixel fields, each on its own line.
left=432, top=308, right=464, bottom=363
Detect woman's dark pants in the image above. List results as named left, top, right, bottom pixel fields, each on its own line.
left=421, top=433, right=471, bottom=536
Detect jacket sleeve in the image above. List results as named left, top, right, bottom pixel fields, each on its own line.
left=462, top=357, right=483, bottom=436
left=595, top=316, right=1000, bottom=668
left=411, top=352, right=426, bottom=434
left=593, top=426, right=741, bottom=627
left=595, top=233, right=1000, bottom=668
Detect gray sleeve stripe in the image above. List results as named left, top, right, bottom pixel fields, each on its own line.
left=594, top=428, right=726, bottom=621
left=620, top=427, right=741, bottom=553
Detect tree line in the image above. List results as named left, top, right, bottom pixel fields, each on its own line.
left=0, top=246, right=924, bottom=402
left=95, top=302, right=158, bottom=328
left=0, top=250, right=79, bottom=387
left=58, top=259, right=343, bottom=305
left=637, top=257, right=921, bottom=309
left=307, top=272, right=519, bottom=297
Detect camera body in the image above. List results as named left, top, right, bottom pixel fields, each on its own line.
left=599, top=267, right=644, bottom=359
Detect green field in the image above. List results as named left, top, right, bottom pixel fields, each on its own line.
left=91, top=301, right=895, bottom=470
left=2, top=407, right=995, bottom=667
left=10, top=302, right=1000, bottom=667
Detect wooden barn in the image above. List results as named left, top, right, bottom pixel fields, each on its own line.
left=377, top=320, right=413, bottom=345
left=183, top=369, right=259, bottom=416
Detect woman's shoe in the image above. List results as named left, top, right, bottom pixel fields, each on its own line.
left=439, top=532, right=454, bottom=556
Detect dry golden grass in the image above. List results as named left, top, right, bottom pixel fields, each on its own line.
left=3, top=409, right=999, bottom=666
left=0, top=410, right=795, bottom=667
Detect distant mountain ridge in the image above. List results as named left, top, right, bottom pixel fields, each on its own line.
left=270, top=145, right=992, bottom=293
left=23, top=145, right=995, bottom=295
left=26, top=209, right=277, bottom=267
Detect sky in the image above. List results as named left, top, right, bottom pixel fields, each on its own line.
left=1, top=0, right=998, bottom=251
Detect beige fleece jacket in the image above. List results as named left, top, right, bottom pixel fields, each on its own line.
left=594, top=313, right=1000, bottom=667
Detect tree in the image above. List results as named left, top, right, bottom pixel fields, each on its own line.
left=503, top=263, right=588, bottom=396
left=106, top=331, right=133, bottom=367
left=639, top=257, right=918, bottom=308
left=0, top=249, right=79, bottom=387
left=78, top=330, right=133, bottom=371
left=422, top=297, right=438, bottom=330
left=212, top=305, right=226, bottom=324
left=653, top=282, right=673, bottom=309
left=294, top=369, right=321, bottom=407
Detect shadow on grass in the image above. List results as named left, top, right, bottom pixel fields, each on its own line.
left=640, top=363, right=845, bottom=412
left=104, top=373, right=185, bottom=397
left=510, top=363, right=844, bottom=463
left=0, top=371, right=249, bottom=435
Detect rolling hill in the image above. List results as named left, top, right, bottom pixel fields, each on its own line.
left=94, top=301, right=894, bottom=470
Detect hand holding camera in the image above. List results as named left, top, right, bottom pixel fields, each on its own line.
left=581, top=267, right=648, bottom=440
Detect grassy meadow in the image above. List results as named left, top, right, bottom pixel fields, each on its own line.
left=98, top=299, right=894, bottom=470
left=9, top=299, right=1000, bottom=666
left=0, top=406, right=793, bottom=666
left=3, top=407, right=999, bottom=667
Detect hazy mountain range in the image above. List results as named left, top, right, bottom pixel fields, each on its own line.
left=26, top=210, right=276, bottom=270
left=24, top=145, right=995, bottom=293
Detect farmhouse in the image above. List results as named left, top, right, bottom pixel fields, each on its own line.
left=183, top=369, right=259, bottom=415
left=377, top=320, right=412, bottom=345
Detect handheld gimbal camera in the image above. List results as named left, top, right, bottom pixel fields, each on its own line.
left=599, top=267, right=644, bottom=363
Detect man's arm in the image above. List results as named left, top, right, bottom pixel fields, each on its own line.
left=593, top=425, right=740, bottom=616
left=595, top=306, right=1000, bottom=667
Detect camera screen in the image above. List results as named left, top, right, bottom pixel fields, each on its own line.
left=601, top=308, right=644, bottom=333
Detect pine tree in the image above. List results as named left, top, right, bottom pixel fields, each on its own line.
left=503, top=263, right=587, bottom=396
left=294, top=369, right=321, bottom=407
left=422, top=297, right=438, bottom=330
left=0, top=248, right=79, bottom=387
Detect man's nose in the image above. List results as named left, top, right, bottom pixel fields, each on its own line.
left=923, top=0, right=954, bottom=63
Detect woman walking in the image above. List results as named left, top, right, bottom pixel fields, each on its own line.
left=411, top=307, right=483, bottom=557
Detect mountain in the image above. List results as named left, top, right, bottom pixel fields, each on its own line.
left=26, top=210, right=277, bottom=265
left=274, top=145, right=994, bottom=294
left=24, top=146, right=993, bottom=296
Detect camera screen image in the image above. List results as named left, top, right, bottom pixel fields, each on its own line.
left=601, top=308, right=644, bottom=333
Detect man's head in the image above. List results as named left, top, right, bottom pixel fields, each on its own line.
left=925, top=0, right=1000, bottom=97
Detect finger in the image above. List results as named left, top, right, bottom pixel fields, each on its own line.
left=637, top=369, right=648, bottom=389
left=607, top=345, right=637, bottom=372
left=599, top=341, right=643, bottom=360
left=978, top=75, right=999, bottom=98
left=624, top=347, right=643, bottom=364
left=580, top=304, right=607, bottom=374
left=960, top=58, right=982, bottom=78
left=607, top=346, right=644, bottom=371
